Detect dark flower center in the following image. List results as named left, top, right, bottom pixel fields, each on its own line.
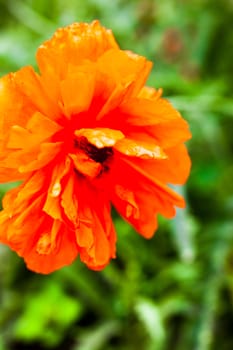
left=74, top=136, right=114, bottom=163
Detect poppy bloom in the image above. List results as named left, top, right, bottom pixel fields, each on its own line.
left=0, top=21, right=191, bottom=274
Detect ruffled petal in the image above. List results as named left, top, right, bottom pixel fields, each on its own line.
left=0, top=170, right=78, bottom=274
left=25, top=219, right=78, bottom=274
left=120, top=96, right=182, bottom=125
left=60, top=65, right=96, bottom=117
left=36, top=20, right=119, bottom=81
left=18, top=142, right=63, bottom=173
left=142, top=119, right=192, bottom=149
left=114, top=137, right=167, bottom=159
left=13, top=66, right=61, bottom=119
left=43, top=157, right=71, bottom=220
left=95, top=50, right=152, bottom=120
left=107, top=154, right=185, bottom=238
left=7, top=112, right=62, bottom=149
left=131, top=143, right=191, bottom=185
left=69, top=152, right=102, bottom=179
left=61, top=172, right=79, bottom=227
left=0, top=74, right=35, bottom=141
left=0, top=141, right=62, bottom=174
left=74, top=128, right=124, bottom=148
left=112, top=184, right=158, bottom=238
left=74, top=181, right=116, bottom=269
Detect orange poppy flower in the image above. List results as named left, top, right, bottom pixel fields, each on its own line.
left=0, top=21, right=191, bottom=274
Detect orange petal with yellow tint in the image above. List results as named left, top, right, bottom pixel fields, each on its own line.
left=112, top=185, right=158, bottom=239
left=142, top=119, right=192, bottom=149
left=123, top=157, right=185, bottom=209
left=0, top=167, right=25, bottom=183
left=0, top=74, right=35, bottom=141
left=69, top=152, right=102, bottom=179
left=94, top=50, right=152, bottom=120
left=43, top=157, right=71, bottom=220
left=0, top=171, right=78, bottom=274
left=121, top=97, right=182, bottom=126
left=74, top=128, right=124, bottom=148
left=25, top=219, right=78, bottom=274
left=61, top=172, right=79, bottom=227
left=114, top=138, right=167, bottom=159
left=7, top=113, right=61, bottom=149
left=14, top=66, right=61, bottom=119
left=132, top=144, right=191, bottom=185
left=19, top=142, right=63, bottom=173
left=60, top=68, right=96, bottom=117
left=37, top=21, right=119, bottom=80
left=75, top=181, right=116, bottom=269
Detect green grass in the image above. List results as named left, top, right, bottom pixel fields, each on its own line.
left=0, top=0, right=233, bottom=349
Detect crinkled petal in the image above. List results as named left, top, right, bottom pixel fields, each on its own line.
left=25, top=219, right=78, bottom=274
left=19, top=142, right=63, bottom=173
left=69, top=152, right=102, bottom=179
left=114, top=137, right=167, bottom=159
left=61, top=172, right=79, bottom=227
left=74, top=181, right=116, bottom=269
left=106, top=154, right=185, bottom=238
left=95, top=49, right=152, bottom=119
left=0, top=171, right=78, bottom=274
left=60, top=66, right=96, bottom=117
left=36, top=20, right=119, bottom=81
left=132, top=144, right=191, bottom=185
left=7, top=112, right=62, bottom=149
left=13, top=66, right=61, bottom=119
left=75, top=128, right=124, bottom=148
left=120, top=97, right=182, bottom=125
left=142, top=119, right=192, bottom=149
left=112, top=184, right=158, bottom=239
left=122, top=157, right=185, bottom=210
left=0, top=74, right=35, bottom=141
left=43, top=157, right=71, bottom=220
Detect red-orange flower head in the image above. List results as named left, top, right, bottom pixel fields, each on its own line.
left=0, top=21, right=191, bottom=274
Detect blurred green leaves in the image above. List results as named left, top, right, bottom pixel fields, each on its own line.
left=0, top=0, right=233, bottom=349
left=14, top=279, right=82, bottom=347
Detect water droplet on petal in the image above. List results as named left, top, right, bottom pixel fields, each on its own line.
left=51, top=182, right=61, bottom=197
left=36, top=233, right=53, bottom=255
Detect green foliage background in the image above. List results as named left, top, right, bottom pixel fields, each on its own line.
left=0, top=0, right=232, bottom=349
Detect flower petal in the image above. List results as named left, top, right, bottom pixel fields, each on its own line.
left=0, top=172, right=78, bottom=274
left=13, top=66, right=61, bottom=119
left=112, top=185, right=158, bottom=239
left=120, top=96, right=182, bottom=125
left=74, top=181, right=116, bottom=269
left=43, top=157, right=71, bottom=220
left=7, top=112, right=62, bottom=149
left=95, top=49, right=152, bottom=118
left=18, top=142, right=63, bottom=173
left=36, top=20, right=119, bottom=80
left=69, top=151, right=102, bottom=179
left=142, top=119, right=192, bottom=149
left=114, top=138, right=167, bottom=159
left=61, top=172, right=79, bottom=227
left=122, top=157, right=185, bottom=209
left=106, top=154, right=185, bottom=238
left=26, top=219, right=78, bottom=274
left=74, top=128, right=124, bottom=148
left=60, top=66, right=96, bottom=117
left=0, top=74, right=35, bottom=141
left=131, top=144, right=191, bottom=185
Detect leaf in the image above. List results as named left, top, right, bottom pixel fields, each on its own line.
left=134, top=298, right=165, bottom=348
left=14, top=279, right=82, bottom=347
